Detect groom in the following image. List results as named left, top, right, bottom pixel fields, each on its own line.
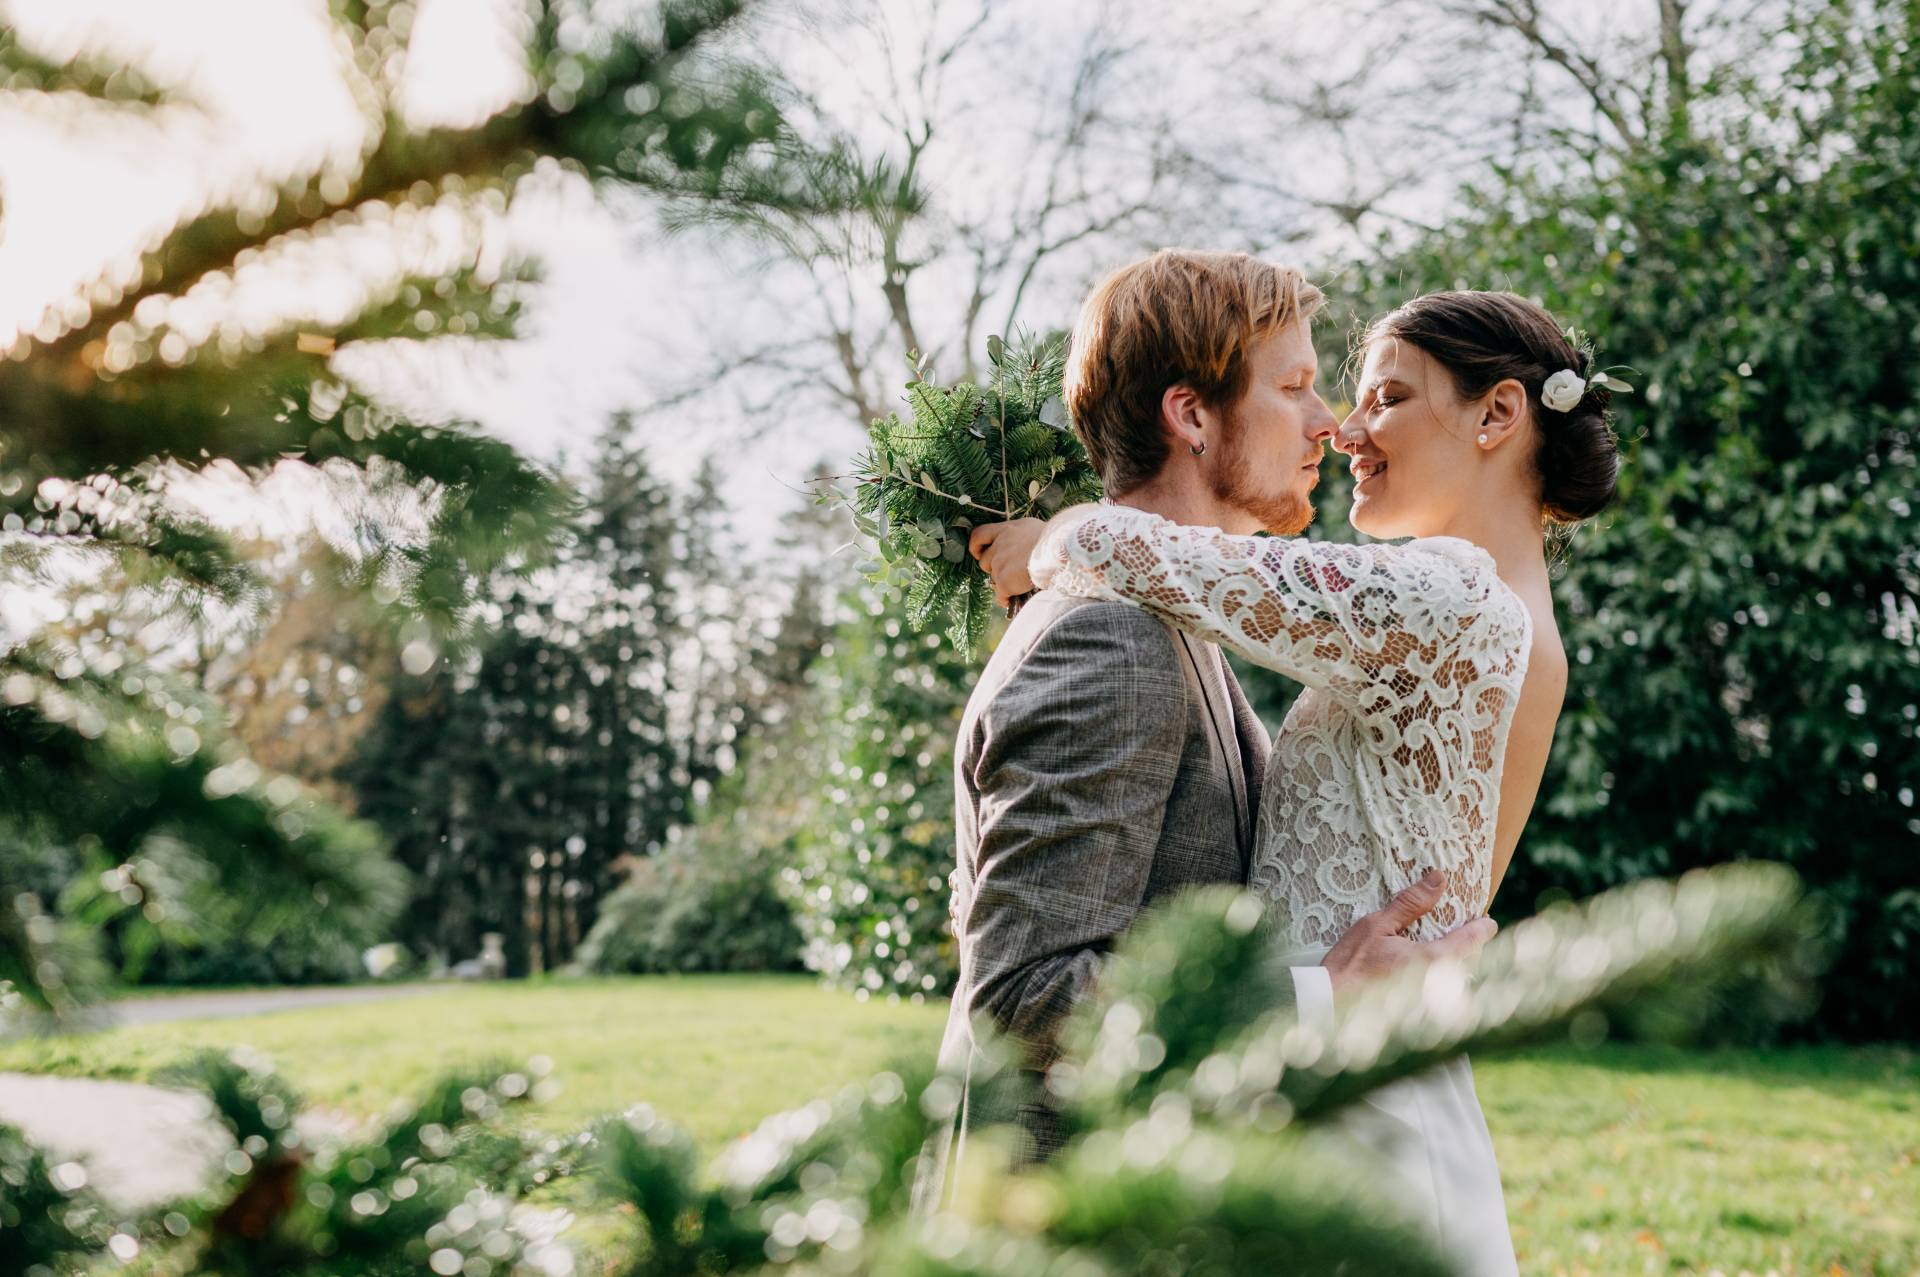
left=919, top=250, right=1497, bottom=1206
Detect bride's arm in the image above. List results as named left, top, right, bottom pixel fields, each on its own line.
left=1029, top=504, right=1509, bottom=700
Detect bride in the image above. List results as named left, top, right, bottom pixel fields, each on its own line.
left=972, top=288, right=1624, bottom=1276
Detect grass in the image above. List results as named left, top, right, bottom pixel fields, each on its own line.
left=1479, top=1044, right=1920, bottom=1277
left=1, top=975, right=945, bottom=1149
left=3, top=976, right=1916, bottom=1276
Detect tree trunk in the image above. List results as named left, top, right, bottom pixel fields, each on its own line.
left=1657, top=0, right=1693, bottom=133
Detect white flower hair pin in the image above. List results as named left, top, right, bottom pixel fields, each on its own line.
left=1541, top=369, right=1588, bottom=411
left=1543, top=326, right=1636, bottom=412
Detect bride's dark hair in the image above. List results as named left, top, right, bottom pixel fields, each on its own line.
left=1364, top=291, right=1621, bottom=524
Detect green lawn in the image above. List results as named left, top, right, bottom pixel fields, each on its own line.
left=3, top=976, right=1916, bottom=1276
left=1482, top=1045, right=1919, bottom=1276
left=2, top=976, right=946, bottom=1149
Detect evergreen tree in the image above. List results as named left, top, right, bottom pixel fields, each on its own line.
left=347, top=586, right=560, bottom=975
left=673, top=459, right=747, bottom=805
left=349, top=428, right=729, bottom=972
left=572, top=426, right=684, bottom=939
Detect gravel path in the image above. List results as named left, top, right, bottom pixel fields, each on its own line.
left=98, top=980, right=454, bottom=1027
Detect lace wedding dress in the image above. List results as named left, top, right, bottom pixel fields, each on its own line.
left=1032, top=504, right=1530, bottom=1277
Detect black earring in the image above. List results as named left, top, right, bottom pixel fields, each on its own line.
left=1190, top=441, right=1206, bottom=457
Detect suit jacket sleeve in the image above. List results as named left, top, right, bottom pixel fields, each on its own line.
left=960, top=603, right=1187, bottom=1071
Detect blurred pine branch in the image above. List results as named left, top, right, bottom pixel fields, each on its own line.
left=0, top=0, right=859, bottom=1011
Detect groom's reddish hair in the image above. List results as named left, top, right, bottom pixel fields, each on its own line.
left=1066, top=250, right=1323, bottom=496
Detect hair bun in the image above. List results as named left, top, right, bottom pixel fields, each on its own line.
left=1538, top=400, right=1619, bottom=523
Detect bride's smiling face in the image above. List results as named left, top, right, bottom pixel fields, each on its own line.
left=1337, top=338, right=1489, bottom=539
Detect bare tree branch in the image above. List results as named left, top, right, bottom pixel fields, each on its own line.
left=1438, top=0, right=1644, bottom=145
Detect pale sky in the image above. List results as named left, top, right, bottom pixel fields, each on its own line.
left=0, top=0, right=1666, bottom=620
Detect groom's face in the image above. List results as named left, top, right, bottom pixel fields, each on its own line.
left=1210, top=320, right=1338, bottom=536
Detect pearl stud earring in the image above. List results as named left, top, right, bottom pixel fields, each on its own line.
left=1477, top=433, right=1489, bottom=445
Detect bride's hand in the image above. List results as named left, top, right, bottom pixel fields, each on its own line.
left=968, top=517, right=1048, bottom=606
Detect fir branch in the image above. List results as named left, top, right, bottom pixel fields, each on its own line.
left=0, top=1121, right=122, bottom=1274
left=1053, top=863, right=1814, bottom=1133
left=841, top=331, right=1098, bottom=656
left=0, top=27, right=180, bottom=108
left=14, top=0, right=780, bottom=375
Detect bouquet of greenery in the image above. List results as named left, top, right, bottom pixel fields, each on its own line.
left=837, top=333, right=1104, bottom=655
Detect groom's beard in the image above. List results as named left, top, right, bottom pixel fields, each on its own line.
left=1211, top=412, right=1315, bottom=536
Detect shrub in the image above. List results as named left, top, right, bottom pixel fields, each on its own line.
left=137, top=933, right=365, bottom=987
left=572, top=833, right=802, bottom=976
left=783, top=600, right=970, bottom=1001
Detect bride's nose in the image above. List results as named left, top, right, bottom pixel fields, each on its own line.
left=1332, top=412, right=1366, bottom=456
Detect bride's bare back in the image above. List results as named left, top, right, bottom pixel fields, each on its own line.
left=1486, top=580, right=1568, bottom=903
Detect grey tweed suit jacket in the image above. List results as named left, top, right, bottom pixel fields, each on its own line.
left=919, top=590, right=1294, bottom=1206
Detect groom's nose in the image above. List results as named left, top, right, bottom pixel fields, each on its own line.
left=1307, top=394, right=1338, bottom=441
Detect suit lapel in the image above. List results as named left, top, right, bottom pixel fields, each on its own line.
left=1174, top=630, right=1252, bottom=867
left=1220, top=656, right=1269, bottom=826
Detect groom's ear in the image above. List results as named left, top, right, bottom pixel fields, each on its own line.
left=1160, top=382, right=1211, bottom=455
left=1478, top=377, right=1529, bottom=449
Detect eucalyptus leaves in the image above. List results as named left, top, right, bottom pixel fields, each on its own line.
left=835, top=332, right=1103, bottom=656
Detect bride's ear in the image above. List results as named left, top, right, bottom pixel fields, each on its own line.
left=1476, top=378, right=1529, bottom=450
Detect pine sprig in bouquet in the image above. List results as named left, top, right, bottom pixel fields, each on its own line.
left=836, top=333, right=1103, bottom=656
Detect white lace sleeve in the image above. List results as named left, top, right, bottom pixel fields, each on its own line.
left=1030, top=505, right=1523, bottom=716
left=1031, top=505, right=1534, bottom=943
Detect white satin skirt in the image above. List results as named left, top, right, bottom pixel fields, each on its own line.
left=1287, top=950, right=1518, bottom=1277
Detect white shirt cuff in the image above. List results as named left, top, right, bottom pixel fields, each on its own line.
left=1291, top=964, right=1336, bottom=1039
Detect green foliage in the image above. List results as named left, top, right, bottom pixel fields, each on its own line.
left=1056, top=864, right=1816, bottom=1136
left=0, top=862, right=1828, bottom=1275
left=154, top=1051, right=551, bottom=1277
left=570, top=832, right=803, bottom=975
left=591, top=1068, right=1000, bottom=1272
left=589, top=1107, right=766, bottom=1274
left=0, top=1121, right=124, bottom=1277
left=137, top=917, right=371, bottom=989
left=724, top=1068, right=930, bottom=1211
left=845, top=333, right=1103, bottom=655
left=785, top=599, right=972, bottom=999
left=0, top=1051, right=557, bottom=1277
left=1022, top=1134, right=1455, bottom=1277
left=342, top=655, right=535, bottom=975
left=0, top=643, right=405, bottom=1010
left=1317, top=0, right=1918, bottom=1039
left=580, top=1058, right=1457, bottom=1277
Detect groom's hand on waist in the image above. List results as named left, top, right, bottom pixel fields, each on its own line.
left=1320, top=869, right=1498, bottom=1000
